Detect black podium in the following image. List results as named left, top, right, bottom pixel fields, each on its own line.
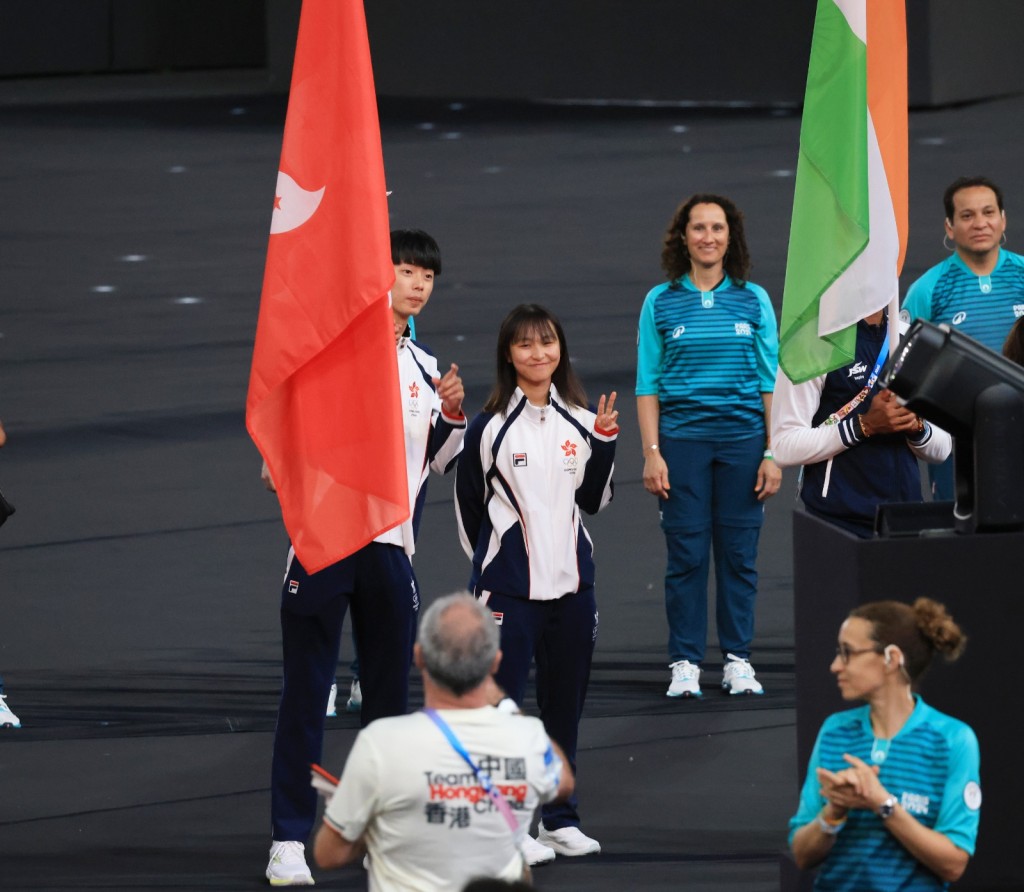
left=781, top=510, right=1023, bottom=890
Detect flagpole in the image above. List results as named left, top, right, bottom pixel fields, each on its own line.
left=888, top=294, right=901, bottom=355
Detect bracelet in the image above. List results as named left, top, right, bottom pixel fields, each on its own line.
left=645, top=444, right=659, bottom=455
left=857, top=415, right=869, bottom=438
left=763, top=449, right=774, bottom=460
left=816, top=813, right=846, bottom=835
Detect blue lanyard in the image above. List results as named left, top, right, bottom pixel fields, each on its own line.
left=823, top=337, right=890, bottom=426
left=423, top=708, right=520, bottom=833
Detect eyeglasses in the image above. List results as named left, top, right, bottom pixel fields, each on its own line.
left=835, top=643, right=883, bottom=664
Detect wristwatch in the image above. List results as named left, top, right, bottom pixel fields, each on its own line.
left=877, top=795, right=897, bottom=820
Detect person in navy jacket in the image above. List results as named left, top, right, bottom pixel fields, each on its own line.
left=772, top=310, right=951, bottom=538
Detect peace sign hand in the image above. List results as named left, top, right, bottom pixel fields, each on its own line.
left=595, top=391, right=619, bottom=433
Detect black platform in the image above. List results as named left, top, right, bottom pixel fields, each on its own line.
left=787, top=511, right=1021, bottom=890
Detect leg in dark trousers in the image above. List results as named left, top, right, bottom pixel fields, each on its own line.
left=710, top=435, right=764, bottom=660
left=270, top=552, right=350, bottom=842
left=536, top=586, right=597, bottom=830
left=483, top=588, right=598, bottom=830
left=348, top=542, right=420, bottom=727
left=484, top=591, right=543, bottom=708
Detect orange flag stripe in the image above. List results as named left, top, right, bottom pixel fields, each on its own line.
left=867, top=0, right=908, bottom=274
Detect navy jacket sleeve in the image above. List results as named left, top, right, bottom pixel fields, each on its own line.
left=429, top=409, right=466, bottom=474
left=455, top=413, right=488, bottom=560
left=575, top=429, right=616, bottom=515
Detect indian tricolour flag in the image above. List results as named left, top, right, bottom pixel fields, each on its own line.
left=778, top=0, right=908, bottom=384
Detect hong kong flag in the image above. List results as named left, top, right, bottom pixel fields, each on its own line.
left=246, top=0, right=407, bottom=573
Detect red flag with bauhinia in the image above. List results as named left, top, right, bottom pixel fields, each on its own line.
left=246, top=0, right=407, bottom=573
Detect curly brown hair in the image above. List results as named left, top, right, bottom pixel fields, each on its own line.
left=660, top=193, right=751, bottom=285
left=850, top=597, right=966, bottom=685
left=1003, top=316, right=1024, bottom=367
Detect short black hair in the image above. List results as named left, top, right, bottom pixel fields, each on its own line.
left=943, top=176, right=1004, bottom=221
left=391, top=229, right=441, bottom=275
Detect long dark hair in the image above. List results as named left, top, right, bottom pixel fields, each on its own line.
left=483, top=304, right=588, bottom=414
left=660, top=193, right=751, bottom=285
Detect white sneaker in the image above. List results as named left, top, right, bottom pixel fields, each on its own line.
left=722, top=653, right=764, bottom=695
left=325, top=683, right=337, bottom=717
left=266, top=841, right=314, bottom=886
left=0, top=694, right=21, bottom=728
left=520, top=833, right=556, bottom=866
left=666, top=660, right=702, bottom=698
left=537, top=823, right=601, bottom=856
left=346, top=679, right=362, bottom=713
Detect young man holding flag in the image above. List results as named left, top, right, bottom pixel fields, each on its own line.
left=244, top=5, right=466, bottom=885
left=264, top=230, right=466, bottom=886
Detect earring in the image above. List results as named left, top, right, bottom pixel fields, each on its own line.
left=1001, top=232, right=1008, bottom=246
left=942, top=234, right=954, bottom=252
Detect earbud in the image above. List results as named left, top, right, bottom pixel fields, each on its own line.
left=884, top=645, right=905, bottom=668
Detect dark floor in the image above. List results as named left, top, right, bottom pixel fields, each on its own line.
left=2, top=72, right=1022, bottom=891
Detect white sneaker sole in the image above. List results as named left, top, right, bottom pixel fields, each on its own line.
left=523, top=845, right=556, bottom=866
left=538, top=838, right=601, bottom=857
left=722, top=685, right=764, bottom=696
left=267, top=874, right=314, bottom=887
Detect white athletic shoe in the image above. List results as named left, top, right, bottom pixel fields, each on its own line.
left=537, top=823, right=601, bottom=856
left=721, top=654, right=764, bottom=695
left=325, top=683, right=337, bottom=717
left=0, top=694, right=21, bottom=728
left=346, top=679, right=362, bottom=713
left=666, top=660, right=702, bottom=698
left=520, top=834, right=556, bottom=866
left=266, top=840, right=314, bottom=886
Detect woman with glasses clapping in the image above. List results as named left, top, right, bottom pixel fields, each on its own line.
left=789, top=598, right=981, bottom=891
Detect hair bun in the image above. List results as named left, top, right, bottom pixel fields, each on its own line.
left=912, top=597, right=967, bottom=661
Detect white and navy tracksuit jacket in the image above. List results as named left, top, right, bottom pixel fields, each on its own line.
left=455, top=384, right=616, bottom=830
left=455, top=385, right=616, bottom=600
left=378, top=335, right=466, bottom=553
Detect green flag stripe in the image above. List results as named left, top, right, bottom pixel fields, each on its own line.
left=779, top=0, right=869, bottom=383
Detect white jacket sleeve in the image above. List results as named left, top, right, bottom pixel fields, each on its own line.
left=771, top=368, right=846, bottom=468
left=771, top=367, right=953, bottom=467
left=906, top=421, right=953, bottom=464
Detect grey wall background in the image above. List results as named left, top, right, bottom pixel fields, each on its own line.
left=0, top=0, right=266, bottom=77
left=1, top=0, right=1022, bottom=108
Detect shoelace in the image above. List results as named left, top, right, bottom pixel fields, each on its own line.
left=725, top=660, right=755, bottom=679
left=273, top=842, right=306, bottom=864
left=671, top=662, right=698, bottom=680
